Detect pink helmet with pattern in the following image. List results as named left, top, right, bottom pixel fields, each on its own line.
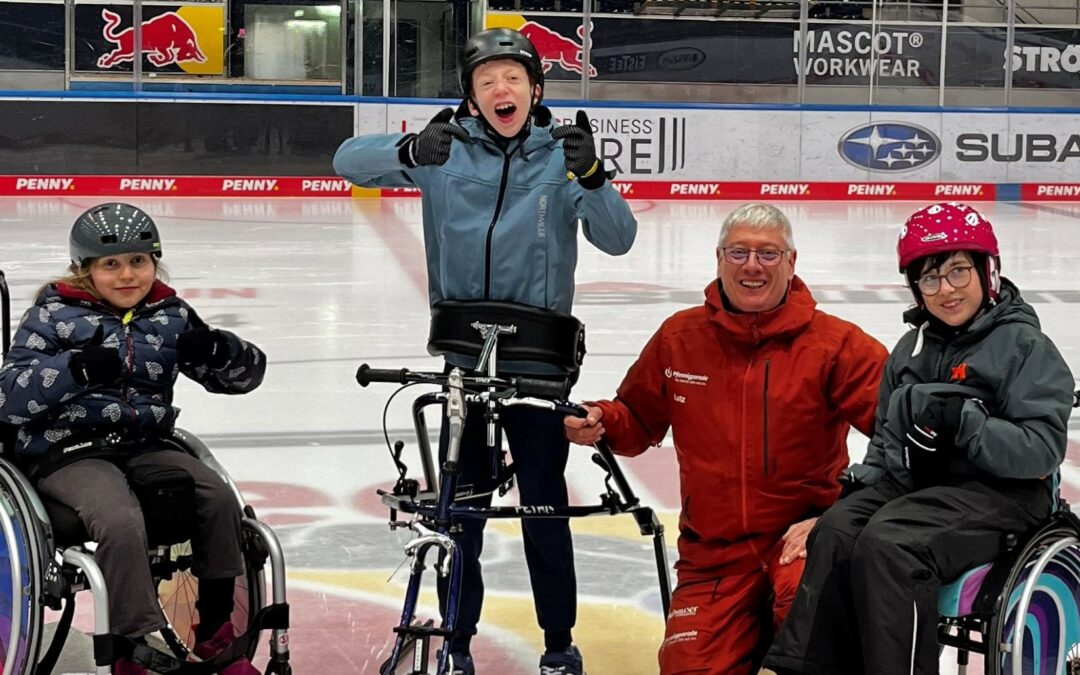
left=898, top=202, right=1001, bottom=300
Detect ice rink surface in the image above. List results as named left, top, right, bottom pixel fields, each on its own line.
left=3, top=196, right=1080, bottom=674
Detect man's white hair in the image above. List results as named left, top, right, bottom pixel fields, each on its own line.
left=718, top=203, right=794, bottom=249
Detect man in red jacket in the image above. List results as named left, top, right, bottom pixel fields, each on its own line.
left=565, top=203, right=888, bottom=675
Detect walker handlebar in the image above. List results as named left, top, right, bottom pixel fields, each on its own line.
left=355, top=365, right=411, bottom=386
left=514, top=377, right=570, bottom=400
left=356, top=363, right=571, bottom=402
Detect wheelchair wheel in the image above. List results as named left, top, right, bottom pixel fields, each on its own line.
left=156, top=524, right=266, bottom=659
left=0, top=458, right=52, bottom=675
left=991, top=523, right=1080, bottom=675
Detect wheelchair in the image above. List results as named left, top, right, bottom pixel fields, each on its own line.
left=356, top=300, right=672, bottom=675
left=0, top=269, right=291, bottom=675
left=938, top=496, right=1080, bottom=674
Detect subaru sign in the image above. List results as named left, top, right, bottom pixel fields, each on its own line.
left=838, top=122, right=941, bottom=173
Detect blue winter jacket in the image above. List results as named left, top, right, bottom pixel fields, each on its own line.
left=332, top=109, right=638, bottom=316
left=0, top=281, right=265, bottom=458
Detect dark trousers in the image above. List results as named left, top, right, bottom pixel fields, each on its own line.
left=36, top=449, right=246, bottom=637
left=763, top=477, right=1052, bottom=675
left=436, top=402, right=577, bottom=644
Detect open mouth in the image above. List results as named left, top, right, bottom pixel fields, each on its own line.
left=740, top=280, right=767, bottom=290
left=494, top=103, right=517, bottom=122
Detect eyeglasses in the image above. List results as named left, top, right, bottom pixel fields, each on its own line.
left=721, top=247, right=788, bottom=266
left=916, top=265, right=974, bottom=296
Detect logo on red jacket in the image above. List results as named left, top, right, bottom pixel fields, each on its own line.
left=665, top=367, right=709, bottom=386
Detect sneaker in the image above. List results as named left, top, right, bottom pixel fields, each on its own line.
left=193, top=622, right=260, bottom=675
left=539, top=645, right=585, bottom=675
left=112, top=658, right=148, bottom=675
left=436, top=649, right=475, bottom=675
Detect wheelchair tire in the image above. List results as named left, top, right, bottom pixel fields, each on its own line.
left=0, top=458, right=52, bottom=675
left=990, top=523, right=1080, bottom=675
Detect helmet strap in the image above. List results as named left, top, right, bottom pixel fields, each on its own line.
left=986, top=255, right=1001, bottom=302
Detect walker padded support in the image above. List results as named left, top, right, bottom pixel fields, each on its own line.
left=428, top=300, right=585, bottom=372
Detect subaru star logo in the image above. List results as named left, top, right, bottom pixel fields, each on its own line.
left=838, top=122, right=941, bottom=173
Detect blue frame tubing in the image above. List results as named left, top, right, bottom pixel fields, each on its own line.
left=358, top=358, right=672, bottom=675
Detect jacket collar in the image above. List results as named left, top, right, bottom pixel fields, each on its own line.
left=52, top=279, right=177, bottom=311
left=704, top=276, right=816, bottom=346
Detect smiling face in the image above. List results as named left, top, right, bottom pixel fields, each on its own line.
left=88, top=252, right=156, bottom=310
left=916, top=251, right=984, bottom=327
left=716, top=224, right=796, bottom=313
left=467, top=59, right=540, bottom=138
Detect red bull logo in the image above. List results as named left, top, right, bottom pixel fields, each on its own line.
left=97, top=9, right=207, bottom=69
left=518, top=22, right=597, bottom=78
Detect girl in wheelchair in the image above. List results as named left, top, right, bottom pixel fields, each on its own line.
left=762, top=203, right=1076, bottom=675
left=0, top=203, right=266, bottom=675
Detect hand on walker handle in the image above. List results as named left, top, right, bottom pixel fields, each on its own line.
left=564, top=404, right=604, bottom=445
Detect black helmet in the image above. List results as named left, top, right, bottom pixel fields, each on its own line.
left=459, top=28, right=544, bottom=99
left=70, top=203, right=162, bottom=266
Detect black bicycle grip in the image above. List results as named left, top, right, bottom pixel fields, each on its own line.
left=356, top=364, right=409, bottom=386
left=553, top=402, right=588, bottom=418
left=513, top=376, right=570, bottom=400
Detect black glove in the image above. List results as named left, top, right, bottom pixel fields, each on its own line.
left=69, top=346, right=124, bottom=387
left=176, top=328, right=231, bottom=369
left=398, top=108, right=470, bottom=168
left=837, top=473, right=865, bottom=500
left=903, top=396, right=966, bottom=479
left=552, top=110, right=605, bottom=189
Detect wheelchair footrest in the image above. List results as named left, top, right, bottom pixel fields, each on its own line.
left=393, top=623, right=455, bottom=639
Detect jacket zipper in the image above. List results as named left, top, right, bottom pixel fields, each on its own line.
left=121, top=309, right=137, bottom=422
left=741, top=357, right=753, bottom=534
left=483, top=149, right=515, bottom=299
left=763, top=359, right=771, bottom=475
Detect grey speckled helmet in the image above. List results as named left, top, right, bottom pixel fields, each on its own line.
left=70, top=203, right=162, bottom=266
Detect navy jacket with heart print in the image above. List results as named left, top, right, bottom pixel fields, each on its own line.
left=0, top=280, right=265, bottom=458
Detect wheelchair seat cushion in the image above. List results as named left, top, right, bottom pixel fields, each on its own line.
left=938, top=562, right=992, bottom=618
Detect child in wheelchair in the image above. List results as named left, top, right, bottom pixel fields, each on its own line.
left=0, top=203, right=266, bottom=675
left=762, top=203, right=1076, bottom=675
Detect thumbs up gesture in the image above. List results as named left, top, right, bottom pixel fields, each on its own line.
left=400, top=108, right=471, bottom=168
left=552, top=110, right=603, bottom=187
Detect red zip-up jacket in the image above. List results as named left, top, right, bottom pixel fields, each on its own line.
left=597, top=278, right=886, bottom=580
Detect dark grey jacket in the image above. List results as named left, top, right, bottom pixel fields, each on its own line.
left=849, top=279, right=1074, bottom=489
